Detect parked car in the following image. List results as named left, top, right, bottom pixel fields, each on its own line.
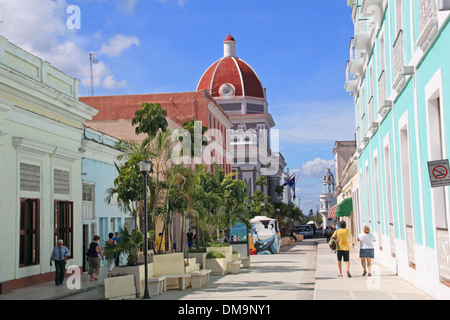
left=295, top=225, right=314, bottom=239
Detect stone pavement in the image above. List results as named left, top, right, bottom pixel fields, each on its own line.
left=0, top=238, right=433, bottom=300
left=314, top=238, right=433, bottom=300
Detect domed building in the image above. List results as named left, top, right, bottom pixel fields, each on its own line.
left=197, top=34, right=286, bottom=200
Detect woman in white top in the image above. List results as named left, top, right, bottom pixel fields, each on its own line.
left=357, top=226, right=376, bottom=276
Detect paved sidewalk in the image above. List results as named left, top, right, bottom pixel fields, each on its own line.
left=0, top=238, right=433, bottom=300
left=0, top=269, right=109, bottom=300
left=314, top=238, right=433, bottom=300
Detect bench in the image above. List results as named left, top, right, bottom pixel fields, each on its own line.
left=164, top=274, right=191, bottom=290
left=147, top=276, right=166, bottom=296
left=190, top=269, right=211, bottom=289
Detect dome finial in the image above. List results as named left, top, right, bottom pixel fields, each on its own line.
left=223, top=34, right=236, bottom=58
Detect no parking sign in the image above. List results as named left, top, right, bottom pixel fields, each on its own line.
left=428, top=159, right=450, bottom=188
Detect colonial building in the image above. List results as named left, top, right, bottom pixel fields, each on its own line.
left=81, top=90, right=233, bottom=175
left=196, top=35, right=286, bottom=200
left=0, top=36, right=98, bottom=293
left=345, top=0, right=450, bottom=299
left=333, top=140, right=358, bottom=243
left=81, top=127, right=129, bottom=271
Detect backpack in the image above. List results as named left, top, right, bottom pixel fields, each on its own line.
left=329, top=239, right=339, bottom=253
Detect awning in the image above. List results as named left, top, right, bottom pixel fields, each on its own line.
left=336, top=197, right=353, bottom=217
left=328, top=204, right=337, bottom=219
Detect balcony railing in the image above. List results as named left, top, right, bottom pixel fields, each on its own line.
left=354, top=18, right=374, bottom=51
left=349, top=37, right=364, bottom=75
left=436, top=228, right=450, bottom=283
left=345, top=61, right=358, bottom=93
left=419, top=0, right=437, bottom=33
left=392, top=30, right=404, bottom=90
left=417, top=0, right=439, bottom=50
left=368, top=96, right=379, bottom=132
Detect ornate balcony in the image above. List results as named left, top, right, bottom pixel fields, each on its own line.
left=345, top=61, right=358, bottom=93
left=377, top=70, right=392, bottom=117
left=392, top=30, right=406, bottom=92
left=354, top=18, right=374, bottom=52
left=416, top=0, right=439, bottom=51
left=368, top=96, right=379, bottom=133
left=349, top=38, right=364, bottom=75
left=361, top=0, right=384, bottom=17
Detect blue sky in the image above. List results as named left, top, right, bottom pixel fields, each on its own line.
left=0, top=0, right=355, bottom=213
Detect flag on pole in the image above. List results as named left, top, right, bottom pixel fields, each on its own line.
left=282, top=174, right=296, bottom=199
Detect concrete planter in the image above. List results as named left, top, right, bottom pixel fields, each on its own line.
left=206, top=258, right=226, bottom=275
left=98, top=274, right=136, bottom=300
left=188, top=252, right=207, bottom=269
left=111, top=264, right=149, bottom=298
left=232, top=252, right=241, bottom=261
left=281, top=237, right=290, bottom=246
left=206, top=246, right=232, bottom=272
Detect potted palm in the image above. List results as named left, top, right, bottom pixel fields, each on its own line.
left=110, top=227, right=148, bottom=297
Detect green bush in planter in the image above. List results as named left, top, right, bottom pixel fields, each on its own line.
left=206, top=251, right=226, bottom=259
left=188, top=247, right=207, bottom=253
left=207, top=241, right=230, bottom=247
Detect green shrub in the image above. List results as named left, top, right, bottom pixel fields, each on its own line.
left=188, top=247, right=207, bottom=253
left=207, top=241, right=229, bottom=247
left=206, top=251, right=226, bottom=259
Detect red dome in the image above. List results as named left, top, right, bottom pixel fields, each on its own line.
left=196, top=35, right=265, bottom=99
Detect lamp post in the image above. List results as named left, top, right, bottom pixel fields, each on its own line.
left=139, top=161, right=151, bottom=300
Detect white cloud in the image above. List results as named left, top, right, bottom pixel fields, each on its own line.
left=301, top=158, right=335, bottom=178
left=98, top=34, right=140, bottom=58
left=0, top=0, right=130, bottom=91
left=118, top=0, right=140, bottom=15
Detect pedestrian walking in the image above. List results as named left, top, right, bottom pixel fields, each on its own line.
left=331, top=220, right=351, bottom=278
left=50, top=239, right=71, bottom=286
left=87, top=235, right=103, bottom=281
left=357, top=226, right=376, bottom=276
left=105, top=233, right=117, bottom=277
left=187, top=228, right=194, bottom=249
left=112, top=232, right=121, bottom=267
left=155, top=232, right=165, bottom=254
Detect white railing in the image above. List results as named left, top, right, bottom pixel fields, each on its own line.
left=436, top=228, right=450, bottom=282
left=406, top=225, right=416, bottom=267
left=378, top=70, right=386, bottom=108
left=393, top=30, right=404, bottom=88
left=389, top=223, right=396, bottom=257
left=419, top=0, right=437, bottom=33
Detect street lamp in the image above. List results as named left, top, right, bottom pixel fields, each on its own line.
left=139, top=161, right=151, bottom=300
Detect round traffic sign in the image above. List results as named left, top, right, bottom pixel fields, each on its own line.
left=432, top=165, right=448, bottom=180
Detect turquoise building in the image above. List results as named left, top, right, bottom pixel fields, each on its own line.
left=345, top=0, right=450, bottom=298
left=81, top=127, right=130, bottom=270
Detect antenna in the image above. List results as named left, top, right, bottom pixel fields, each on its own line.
left=89, top=52, right=99, bottom=96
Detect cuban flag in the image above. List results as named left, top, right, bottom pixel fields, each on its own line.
left=282, top=174, right=296, bottom=199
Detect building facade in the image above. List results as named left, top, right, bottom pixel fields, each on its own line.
left=0, top=36, right=98, bottom=293
left=196, top=35, right=286, bottom=201
left=81, top=127, right=129, bottom=270
left=345, top=0, right=450, bottom=298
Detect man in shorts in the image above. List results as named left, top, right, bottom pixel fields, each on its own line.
left=332, top=220, right=351, bottom=278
